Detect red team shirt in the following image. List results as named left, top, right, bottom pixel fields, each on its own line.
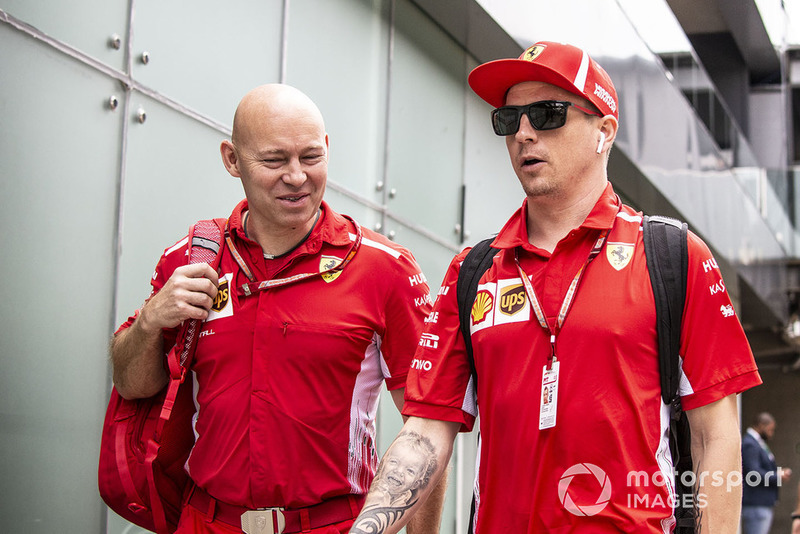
left=404, top=184, right=761, bottom=533
left=118, top=200, right=432, bottom=509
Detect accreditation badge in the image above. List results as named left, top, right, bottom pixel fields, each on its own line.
left=539, top=361, right=560, bottom=430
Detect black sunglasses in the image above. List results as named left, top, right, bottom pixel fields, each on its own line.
left=491, top=100, right=602, bottom=136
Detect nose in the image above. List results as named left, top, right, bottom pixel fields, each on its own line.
left=514, top=112, right=538, bottom=142
left=282, top=157, right=307, bottom=186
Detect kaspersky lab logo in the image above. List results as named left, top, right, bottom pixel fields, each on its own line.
left=558, top=463, right=612, bottom=516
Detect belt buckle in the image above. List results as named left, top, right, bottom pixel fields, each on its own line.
left=241, top=508, right=286, bottom=534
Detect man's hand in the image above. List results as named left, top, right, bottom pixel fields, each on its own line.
left=111, top=263, right=218, bottom=399
left=780, top=467, right=793, bottom=482
left=138, top=263, right=220, bottom=332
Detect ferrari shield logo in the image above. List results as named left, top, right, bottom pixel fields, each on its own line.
left=523, top=44, right=546, bottom=62
left=320, top=255, right=343, bottom=283
left=606, top=243, right=634, bottom=271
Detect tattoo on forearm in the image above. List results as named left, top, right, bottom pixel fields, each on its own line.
left=351, top=430, right=438, bottom=534
left=693, top=479, right=703, bottom=531
left=350, top=502, right=415, bottom=534
left=692, top=460, right=702, bottom=532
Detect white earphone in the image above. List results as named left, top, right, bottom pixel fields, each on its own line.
left=596, top=132, right=606, bottom=154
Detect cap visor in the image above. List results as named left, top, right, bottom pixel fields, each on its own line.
left=468, top=59, right=581, bottom=108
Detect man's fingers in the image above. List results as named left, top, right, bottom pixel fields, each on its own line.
left=176, top=298, right=214, bottom=321
left=174, top=262, right=220, bottom=288
left=139, top=263, right=221, bottom=331
left=170, top=264, right=219, bottom=299
left=176, top=276, right=219, bottom=301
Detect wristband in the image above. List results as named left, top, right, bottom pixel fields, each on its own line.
left=792, top=513, right=800, bottom=521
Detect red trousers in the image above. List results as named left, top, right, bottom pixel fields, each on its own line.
left=174, top=503, right=355, bottom=534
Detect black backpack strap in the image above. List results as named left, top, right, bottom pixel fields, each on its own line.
left=456, top=237, right=500, bottom=376
left=455, top=237, right=499, bottom=534
left=643, top=215, right=694, bottom=532
left=643, top=215, right=688, bottom=406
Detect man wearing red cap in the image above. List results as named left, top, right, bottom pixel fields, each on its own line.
left=350, top=42, right=761, bottom=533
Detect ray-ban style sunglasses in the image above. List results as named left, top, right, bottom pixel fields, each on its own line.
left=491, top=100, right=602, bottom=136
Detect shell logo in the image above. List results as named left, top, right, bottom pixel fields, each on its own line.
left=471, top=290, right=494, bottom=325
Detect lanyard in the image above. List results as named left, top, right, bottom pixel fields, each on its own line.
left=224, top=215, right=362, bottom=296
left=514, top=224, right=613, bottom=369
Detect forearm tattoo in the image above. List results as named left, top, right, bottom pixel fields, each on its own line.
left=350, top=502, right=415, bottom=534
left=350, top=431, right=438, bottom=534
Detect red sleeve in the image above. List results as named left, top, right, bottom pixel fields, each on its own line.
left=403, top=250, right=477, bottom=432
left=379, top=246, right=434, bottom=391
left=113, top=235, right=190, bottom=354
left=678, top=231, right=762, bottom=410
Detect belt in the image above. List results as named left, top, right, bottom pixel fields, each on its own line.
left=187, top=484, right=365, bottom=533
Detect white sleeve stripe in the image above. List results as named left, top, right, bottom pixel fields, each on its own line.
left=349, top=233, right=402, bottom=259
left=617, top=212, right=643, bottom=223
left=166, top=236, right=189, bottom=256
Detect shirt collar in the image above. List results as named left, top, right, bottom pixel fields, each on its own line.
left=492, top=182, right=619, bottom=250
left=230, top=199, right=352, bottom=257
left=747, top=427, right=766, bottom=447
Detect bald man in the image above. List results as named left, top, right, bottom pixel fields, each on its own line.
left=111, top=84, right=444, bottom=534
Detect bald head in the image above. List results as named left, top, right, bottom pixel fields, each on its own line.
left=231, top=84, right=326, bottom=147
left=220, top=84, right=329, bottom=252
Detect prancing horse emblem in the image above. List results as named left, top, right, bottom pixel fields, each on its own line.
left=606, top=243, right=634, bottom=271
left=320, top=255, right=344, bottom=283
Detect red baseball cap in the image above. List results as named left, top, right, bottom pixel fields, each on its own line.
left=468, top=41, right=619, bottom=121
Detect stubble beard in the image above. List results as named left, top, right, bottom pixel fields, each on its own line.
left=521, top=176, right=561, bottom=200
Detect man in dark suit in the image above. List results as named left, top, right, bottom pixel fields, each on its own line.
left=741, top=412, right=793, bottom=534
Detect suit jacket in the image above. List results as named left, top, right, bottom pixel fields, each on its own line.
left=742, top=429, right=780, bottom=506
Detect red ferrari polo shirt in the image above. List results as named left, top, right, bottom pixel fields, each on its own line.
left=404, top=183, right=761, bottom=532
left=118, top=200, right=432, bottom=509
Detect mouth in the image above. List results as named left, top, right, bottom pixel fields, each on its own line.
left=278, top=193, right=309, bottom=203
left=386, top=475, right=402, bottom=488
left=520, top=157, right=544, bottom=169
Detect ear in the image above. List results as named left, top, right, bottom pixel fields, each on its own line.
left=597, top=115, right=618, bottom=154
left=220, top=140, right=241, bottom=178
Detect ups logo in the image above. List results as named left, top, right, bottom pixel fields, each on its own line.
left=499, top=284, right=526, bottom=316
left=212, top=279, right=230, bottom=312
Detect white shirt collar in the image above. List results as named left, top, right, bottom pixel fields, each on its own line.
left=747, top=427, right=771, bottom=455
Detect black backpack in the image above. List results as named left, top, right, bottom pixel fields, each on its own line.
left=456, top=215, right=696, bottom=533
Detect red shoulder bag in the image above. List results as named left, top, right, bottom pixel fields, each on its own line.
left=98, top=219, right=225, bottom=533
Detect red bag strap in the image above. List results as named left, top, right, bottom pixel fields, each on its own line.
left=165, top=218, right=227, bottom=381
left=148, top=218, right=226, bottom=533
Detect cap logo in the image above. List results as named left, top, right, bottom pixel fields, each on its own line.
left=593, top=83, right=617, bottom=113
left=523, top=45, right=546, bottom=62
